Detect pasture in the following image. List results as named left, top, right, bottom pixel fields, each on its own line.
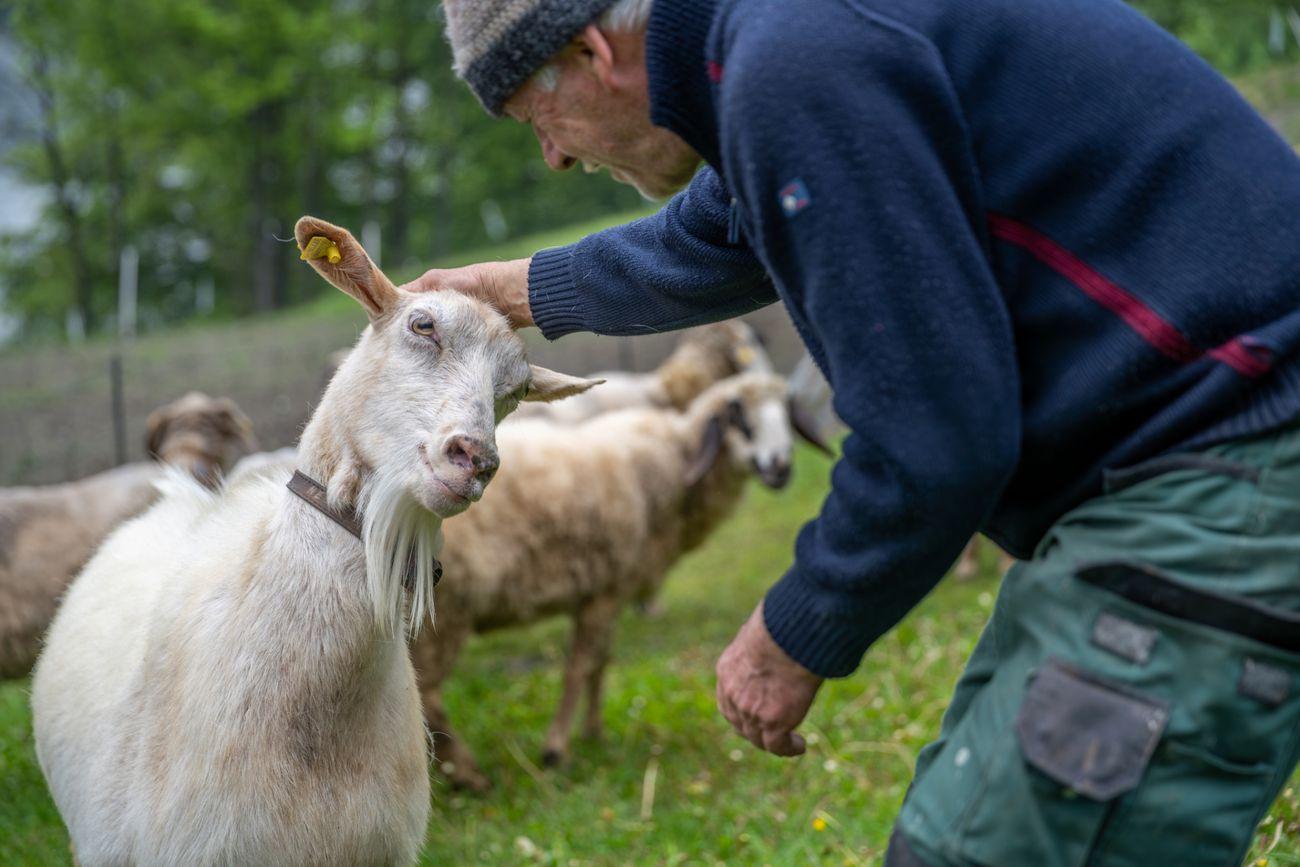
left=1, top=443, right=1297, bottom=864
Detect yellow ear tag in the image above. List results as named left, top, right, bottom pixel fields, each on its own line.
left=734, top=345, right=757, bottom=367
left=300, top=235, right=342, bottom=265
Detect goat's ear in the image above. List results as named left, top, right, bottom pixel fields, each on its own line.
left=522, top=366, right=603, bottom=403
left=294, top=216, right=398, bottom=319
left=214, top=398, right=259, bottom=455
left=684, top=414, right=725, bottom=486
left=144, top=407, right=169, bottom=460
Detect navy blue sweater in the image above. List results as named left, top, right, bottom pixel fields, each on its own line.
left=527, top=0, right=1300, bottom=677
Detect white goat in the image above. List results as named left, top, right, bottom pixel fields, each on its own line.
left=411, top=371, right=796, bottom=791
left=31, top=217, right=596, bottom=867
left=0, top=392, right=256, bottom=679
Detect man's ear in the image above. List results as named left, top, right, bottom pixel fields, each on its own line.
left=294, top=216, right=399, bottom=319
left=522, top=366, right=603, bottom=403
left=576, top=23, right=618, bottom=91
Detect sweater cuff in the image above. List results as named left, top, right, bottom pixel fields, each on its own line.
left=527, top=245, right=586, bottom=341
left=763, top=566, right=876, bottom=678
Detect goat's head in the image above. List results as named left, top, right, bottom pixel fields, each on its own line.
left=144, top=392, right=258, bottom=488
left=686, top=372, right=794, bottom=490
left=295, top=216, right=600, bottom=519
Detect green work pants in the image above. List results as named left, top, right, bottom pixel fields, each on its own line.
left=890, top=422, right=1300, bottom=866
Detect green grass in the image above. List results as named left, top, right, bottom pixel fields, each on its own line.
left=2, top=446, right=1296, bottom=864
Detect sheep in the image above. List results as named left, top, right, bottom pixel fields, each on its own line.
left=0, top=392, right=256, bottom=680
left=30, top=216, right=597, bottom=867
left=409, top=370, right=797, bottom=792
left=511, top=320, right=773, bottom=423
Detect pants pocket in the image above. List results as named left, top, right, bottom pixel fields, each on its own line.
left=956, top=660, right=1166, bottom=867
left=1073, top=561, right=1300, bottom=866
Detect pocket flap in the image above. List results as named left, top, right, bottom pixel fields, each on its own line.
left=1015, top=660, right=1169, bottom=801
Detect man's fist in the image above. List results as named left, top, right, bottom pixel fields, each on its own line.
left=716, top=601, right=823, bottom=757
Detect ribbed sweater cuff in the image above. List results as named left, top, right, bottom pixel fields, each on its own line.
left=527, top=245, right=584, bottom=341
left=763, top=567, right=875, bottom=679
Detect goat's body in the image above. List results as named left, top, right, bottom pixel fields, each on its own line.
left=0, top=462, right=163, bottom=679
left=32, top=472, right=430, bottom=866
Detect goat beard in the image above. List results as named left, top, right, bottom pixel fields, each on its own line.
left=357, top=468, right=442, bottom=639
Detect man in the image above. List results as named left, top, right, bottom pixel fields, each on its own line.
left=420, top=0, right=1300, bottom=862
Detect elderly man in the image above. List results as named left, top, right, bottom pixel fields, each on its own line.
left=423, top=0, right=1300, bottom=862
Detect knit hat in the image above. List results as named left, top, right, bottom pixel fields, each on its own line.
left=444, top=0, right=620, bottom=116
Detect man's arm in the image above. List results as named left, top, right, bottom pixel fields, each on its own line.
left=721, top=14, right=1022, bottom=682
left=406, top=167, right=776, bottom=335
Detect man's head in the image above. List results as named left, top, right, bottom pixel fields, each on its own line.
left=444, top=0, right=699, bottom=199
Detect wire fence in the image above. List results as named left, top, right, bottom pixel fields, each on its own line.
left=0, top=304, right=806, bottom=487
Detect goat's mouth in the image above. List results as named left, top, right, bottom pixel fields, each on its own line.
left=417, top=444, right=480, bottom=514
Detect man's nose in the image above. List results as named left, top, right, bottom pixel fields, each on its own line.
left=536, top=128, right=576, bottom=171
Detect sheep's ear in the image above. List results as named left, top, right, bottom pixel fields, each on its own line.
left=144, top=407, right=170, bottom=460
left=294, top=216, right=398, bottom=319
left=787, top=396, right=835, bottom=456
left=522, top=366, right=603, bottom=403
left=213, top=397, right=259, bottom=455
left=684, top=414, right=725, bottom=486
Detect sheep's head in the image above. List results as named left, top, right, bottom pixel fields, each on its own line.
left=144, top=392, right=258, bottom=488
left=295, top=216, right=600, bottom=520
left=686, top=373, right=794, bottom=490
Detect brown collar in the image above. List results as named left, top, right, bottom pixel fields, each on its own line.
left=287, top=470, right=442, bottom=588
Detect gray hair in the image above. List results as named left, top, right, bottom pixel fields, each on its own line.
left=600, top=0, right=653, bottom=31
left=534, top=0, right=652, bottom=91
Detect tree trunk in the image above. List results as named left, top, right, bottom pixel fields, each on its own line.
left=30, top=49, right=96, bottom=332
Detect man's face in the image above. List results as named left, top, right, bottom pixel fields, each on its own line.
left=503, top=42, right=700, bottom=200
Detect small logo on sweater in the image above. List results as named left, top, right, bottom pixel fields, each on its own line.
left=778, top=180, right=812, bottom=217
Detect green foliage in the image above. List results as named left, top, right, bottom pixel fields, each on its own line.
left=1133, top=0, right=1298, bottom=74
left=0, top=0, right=641, bottom=338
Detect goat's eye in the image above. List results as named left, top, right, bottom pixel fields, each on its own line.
left=410, top=317, right=438, bottom=340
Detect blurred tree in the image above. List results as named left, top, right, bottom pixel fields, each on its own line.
left=0, top=0, right=639, bottom=338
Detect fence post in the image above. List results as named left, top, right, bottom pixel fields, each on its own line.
left=110, top=354, right=127, bottom=466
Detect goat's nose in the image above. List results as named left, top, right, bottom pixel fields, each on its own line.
left=444, top=435, right=500, bottom=480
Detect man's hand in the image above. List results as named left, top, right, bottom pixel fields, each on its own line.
left=716, top=601, right=823, bottom=757
left=401, top=258, right=534, bottom=330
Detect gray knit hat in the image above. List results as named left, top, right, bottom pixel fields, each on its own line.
left=444, top=0, right=620, bottom=116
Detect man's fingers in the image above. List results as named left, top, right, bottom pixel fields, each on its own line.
left=762, top=728, right=806, bottom=757
left=716, top=681, right=740, bottom=730
left=739, top=718, right=766, bottom=751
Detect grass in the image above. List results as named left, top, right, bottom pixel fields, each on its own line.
left=1, top=445, right=1296, bottom=865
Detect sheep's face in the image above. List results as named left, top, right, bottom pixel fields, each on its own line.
left=721, top=375, right=795, bottom=490
left=296, top=216, right=600, bottom=519
left=144, top=392, right=257, bottom=488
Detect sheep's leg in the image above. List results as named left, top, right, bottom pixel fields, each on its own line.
left=953, top=536, right=980, bottom=580
left=580, top=620, right=615, bottom=742
left=542, top=594, right=621, bottom=768
left=411, top=621, right=491, bottom=793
